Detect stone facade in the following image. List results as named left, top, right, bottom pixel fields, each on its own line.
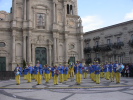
left=84, top=20, right=133, bottom=64
left=0, top=0, right=84, bottom=71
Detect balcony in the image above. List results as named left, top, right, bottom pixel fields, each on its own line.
left=128, top=40, right=133, bottom=47
left=84, top=47, right=92, bottom=53
left=112, top=42, right=124, bottom=49
left=93, top=44, right=112, bottom=52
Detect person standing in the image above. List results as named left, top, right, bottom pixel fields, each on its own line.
left=92, top=62, right=96, bottom=82
left=89, top=64, right=94, bottom=81
left=116, top=63, right=123, bottom=83
left=44, top=64, right=51, bottom=83
left=35, top=61, right=43, bottom=85
left=104, top=62, right=110, bottom=80
left=74, top=61, right=83, bottom=85
left=125, top=65, right=129, bottom=77
left=58, top=64, right=64, bottom=83
left=83, top=64, right=89, bottom=79
left=14, top=64, right=22, bottom=85
left=64, top=64, right=69, bottom=81
left=53, top=65, right=60, bottom=85
left=113, top=61, right=118, bottom=83
left=109, top=62, right=114, bottom=82
left=95, top=63, right=101, bottom=84
left=27, top=64, right=33, bottom=83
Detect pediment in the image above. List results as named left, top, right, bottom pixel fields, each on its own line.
left=32, top=4, right=49, bottom=10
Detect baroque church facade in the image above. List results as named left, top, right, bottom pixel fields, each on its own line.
left=0, top=0, right=84, bottom=71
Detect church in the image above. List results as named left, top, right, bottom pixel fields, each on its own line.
left=0, top=0, right=84, bottom=71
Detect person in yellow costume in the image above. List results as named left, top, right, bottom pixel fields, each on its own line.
left=52, top=65, right=60, bottom=85
left=64, top=64, right=69, bottom=81
left=27, top=64, right=33, bottom=83
left=14, top=64, right=22, bottom=85
left=34, top=61, right=43, bottom=85
left=44, top=64, right=51, bottom=83
left=83, top=64, right=89, bottom=79
left=100, top=63, right=104, bottom=78
left=74, top=61, right=83, bottom=85
left=69, top=61, right=75, bottom=81
left=58, top=63, right=64, bottom=83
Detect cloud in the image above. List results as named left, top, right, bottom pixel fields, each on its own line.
left=0, top=0, right=12, bottom=12
left=124, top=10, right=133, bottom=21
left=81, top=15, right=104, bottom=32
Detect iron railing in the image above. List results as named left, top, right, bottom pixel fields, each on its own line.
left=0, top=71, right=15, bottom=80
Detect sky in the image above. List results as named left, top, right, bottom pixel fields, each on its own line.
left=0, top=0, right=133, bottom=32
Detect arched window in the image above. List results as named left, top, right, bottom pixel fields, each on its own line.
left=70, top=5, right=73, bottom=15
left=67, top=4, right=70, bottom=14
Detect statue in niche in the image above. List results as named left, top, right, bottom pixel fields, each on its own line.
left=37, top=13, right=45, bottom=29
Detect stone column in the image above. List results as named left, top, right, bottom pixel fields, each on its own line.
left=53, top=2, right=56, bottom=23
left=28, top=0, right=31, bottom=20
left=56, top=37, right=59, bottom=63
left=65, top=34, right=68, bottom=63
left=64, top=3, right=67, bottom=25
left=24, top=0, right=27, bottom=20
left=27, top=31, right=31, bottom=63
left=11, top=30, right=16, bottom=71
left=53, top=33, right=57, bottom=64
left=32, top=44, right=35, bottom=65
left=80, top=35, right=84, bottom=61
left=23, top=34, right=26, bottom=61
left=12, top=30, right=16, bottom=63
left=48, top=44, right=52, bottom=66
left=12, top=0, right=16, bottom=20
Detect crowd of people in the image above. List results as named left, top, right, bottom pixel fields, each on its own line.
left=14, top=61, right=124, bottom=85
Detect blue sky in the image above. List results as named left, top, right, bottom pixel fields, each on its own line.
left=0, top=0, right=133, bottom=32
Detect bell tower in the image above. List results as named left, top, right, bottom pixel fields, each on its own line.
left=65, top=0, right=78, bottom=15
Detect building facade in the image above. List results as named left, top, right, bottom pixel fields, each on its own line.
left=84, top=20, right=133, bottom=64
left=0, top=0, right=84, bottom=71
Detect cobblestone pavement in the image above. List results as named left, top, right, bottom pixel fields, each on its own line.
left=0, top=77, right=133, bottom=100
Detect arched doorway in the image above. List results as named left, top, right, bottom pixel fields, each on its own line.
left=35, top=47, right=47, bottom=66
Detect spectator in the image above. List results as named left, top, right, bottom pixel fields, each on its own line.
left=125, top=65, right=129, bottom=77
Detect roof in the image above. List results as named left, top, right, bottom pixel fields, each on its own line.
left=84, top=20, right=133, bottom=35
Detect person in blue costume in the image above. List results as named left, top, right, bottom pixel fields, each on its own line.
left=83, top=64, right=89, bottom=79
left=23, top=65, right=29, bottom=80
left=113, top=61, right=118, bottom=83
left=53, top=65, right=60, bottom=85
left=116, top=63, right=123, bottom=83
left=74, top=61, right=83, bottom=85
left=100, top=63, right=104, bottom=78
left=14, top=64, right=22, bottom=85
left=92, top=62, right=96, bottom=82
left=63, top=64, right=69, bottom=81
left=27, top=64, right=33, bottom=83
left=104, top=62, right=109, bottom=80
left=35, top=61, right=43, bottom=85
left=95, top=62, right=101, bottom=84
left=58, top=64, right=64, bottom=83
left=44, top=64, right=51, bottom=83
left=31, top=66, right=35, bottom=80
left=89, top=64, right=94, bottom=81
left=109, top=62, right=114, bottom=82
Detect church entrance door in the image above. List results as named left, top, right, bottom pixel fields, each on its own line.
left=0, top=57, right=6, bottom=71
left=35, top=47, right=47, bottom=66
left=69, top=57, right=75, bottom=64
